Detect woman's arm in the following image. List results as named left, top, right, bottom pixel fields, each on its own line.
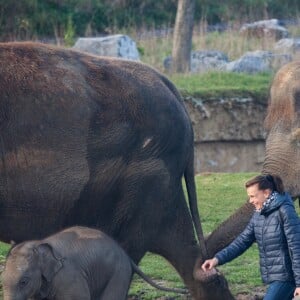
left=280, top=203, right=300, bottom=289
left=202, top=214, right=255, bottom=270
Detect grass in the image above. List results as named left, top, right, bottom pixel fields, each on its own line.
left=0, top=173, right=299, bottom=299
left=0, top=243, right=9, bottom=267
left=169, top=71, right=273, bottom=99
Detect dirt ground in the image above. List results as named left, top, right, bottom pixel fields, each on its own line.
left=127, top=286, right=266, bottom=300
left=127, top=289, right=264, bottom=300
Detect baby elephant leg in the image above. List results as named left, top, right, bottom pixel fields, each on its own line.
left=56, top=277, right=91, bottom=300
left=99, top=269, right=132, bottom=300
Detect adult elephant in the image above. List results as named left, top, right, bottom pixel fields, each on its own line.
left=206, top=61, right=300, bottom=257
left=0, top=42, right=234, bottom=299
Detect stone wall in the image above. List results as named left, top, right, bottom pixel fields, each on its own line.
left=183, top=96, right=267, bottom=173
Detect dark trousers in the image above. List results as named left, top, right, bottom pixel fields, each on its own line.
left=264, top=281, right=295, bottom=300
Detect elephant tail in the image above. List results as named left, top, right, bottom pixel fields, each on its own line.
left=131, top=260, right=188, bottom=294
left=184, top=148, right=209, bottom=259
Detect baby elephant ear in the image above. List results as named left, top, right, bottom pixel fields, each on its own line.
left=36, top=243, right=63, bottom=282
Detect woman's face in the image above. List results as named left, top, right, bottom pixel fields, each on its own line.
left=247, top=183, right=271, bottom=211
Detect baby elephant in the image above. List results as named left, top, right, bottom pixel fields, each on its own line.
left=2, top=226, right=187, bottom=300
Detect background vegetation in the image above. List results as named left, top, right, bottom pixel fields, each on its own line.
left=1, top=0, right=300, bottom=44
left=2, top=0, right=300, bottom=96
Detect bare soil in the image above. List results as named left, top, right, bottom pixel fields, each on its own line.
left=127, top=286, right=266, bottom=299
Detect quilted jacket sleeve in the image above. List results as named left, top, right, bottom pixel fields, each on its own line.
left=215, top=214, right=256, bottom=266
left=280, top=203, right=300, bottom=287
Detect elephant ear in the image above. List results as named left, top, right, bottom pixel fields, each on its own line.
left=36, top=243, right=63, bottom=282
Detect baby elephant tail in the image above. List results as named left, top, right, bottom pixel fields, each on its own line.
left=131, top=261, right=189, bottom=295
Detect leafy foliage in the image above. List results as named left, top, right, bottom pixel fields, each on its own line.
left=0, top=0, right=300, bottom=42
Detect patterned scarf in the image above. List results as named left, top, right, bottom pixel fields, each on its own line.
left=259, top=191, right=278, bottom=212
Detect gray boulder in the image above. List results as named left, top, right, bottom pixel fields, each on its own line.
left=240, top=19, right=289, bottom=40
left=226, top=50, right=291, bottom=74
left=73, top=35, right=140, bottom=60
left=164, top=50, right=228, bottom=73
left=275, top=38, right=300, bottom=54
left=190, top=50, right=229, bottom=73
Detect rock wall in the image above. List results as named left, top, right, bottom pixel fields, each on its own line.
left=183, top=96, right=267, bottom=173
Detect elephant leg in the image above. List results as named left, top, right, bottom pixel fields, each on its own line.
left=103, top=163, right=234, bottom=299
left=148, top=184, right=202, bottom=297
left=99, top=270, right=132, bottom=300
left=104, top=159, right=172, bottom=262
left=150, top=184, right=235, bottom=300
left=54, top=274, right=91, bottom=300
left=58, top=286, right=91, bottom=300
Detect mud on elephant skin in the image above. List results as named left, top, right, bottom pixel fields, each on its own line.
left=0, top=42, right=233, bottom=299
left=2, top=226, right=189, bottom=300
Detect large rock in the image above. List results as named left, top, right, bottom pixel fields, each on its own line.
left=190, top=50, right=228, bottom=73
left=240, top=19, right=289, bottom=40
left=226, top=50, right=291, bottom=74
left=164, top=50, right=228, bottom=73
left=275, top=38, right=300, bottom=54
left=164, top=49, right=291, bottom=74
left=73, top=35, right=140, bottom=60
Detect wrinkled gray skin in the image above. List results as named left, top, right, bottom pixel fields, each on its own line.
left=2, top=226, right=188, bottom=300
left=206, top=61, right=300, bottom=257
left=0, top=42, right=234, bottom=299
left=3, top=227, right=132, bottom=300
left=263, top=61, right=300, bottom=198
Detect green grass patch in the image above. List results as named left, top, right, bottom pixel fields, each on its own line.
left=169, top=71, right=273, bottom=100
left=129, top=254, right=184, bottom=299
left=0, top=243, right=9, bottom=259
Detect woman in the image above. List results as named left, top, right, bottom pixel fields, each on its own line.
left=202, top=174, right=300, bottom=300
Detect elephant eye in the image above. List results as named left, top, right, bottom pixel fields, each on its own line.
left=19, top=277, right=30, bottom=288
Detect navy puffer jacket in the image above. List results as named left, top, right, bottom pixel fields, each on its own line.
left=215, top=192, right=300, bottom=286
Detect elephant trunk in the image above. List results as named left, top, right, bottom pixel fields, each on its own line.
left=263, top=138, right=300, bottom=198
left=205, top=201, right=254, bottom=257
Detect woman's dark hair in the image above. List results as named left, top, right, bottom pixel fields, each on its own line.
left=245, top=174, right=285, bottom=194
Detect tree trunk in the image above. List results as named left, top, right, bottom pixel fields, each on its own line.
left=172, top=0, right=195, bottom=73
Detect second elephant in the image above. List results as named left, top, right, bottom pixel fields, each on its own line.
left=2, top=226, right=187, bottom=300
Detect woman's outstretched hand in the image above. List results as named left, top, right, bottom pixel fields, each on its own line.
left=294, top=287, right=300, bottom=297
left=201, top=257, right=218, bottom=271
